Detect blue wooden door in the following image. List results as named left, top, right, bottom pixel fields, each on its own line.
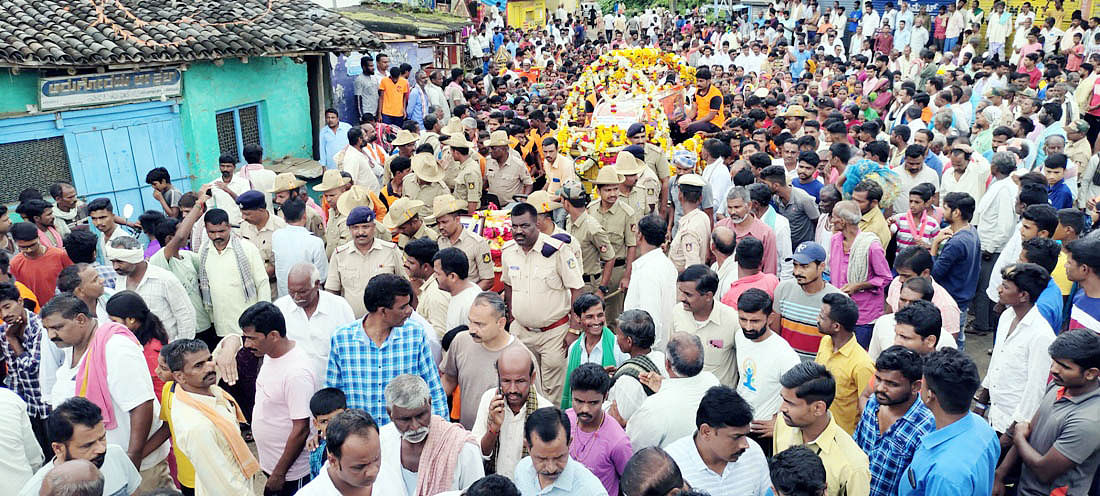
left=65, top=112, right=190, bottom=223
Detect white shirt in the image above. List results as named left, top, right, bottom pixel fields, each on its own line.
left=607, top=350, right=667, bottom=422
left=867, top=313, right=957, bottom=362
left=625, top=371, right=720, bottom=452
left=734, top=332, right=800, bottom=421
left=19, top=445, right=139, bottom=496
left=766, top=209, right=794, bottom=280
left=38, top=331, right=64, bottom=409
left=975, top=176, right=1019, bottom=254
left=274, top=291, right=356, bottom=384
left=339, top=146, right=382, bottom=192
left=470, top=388, right=552, bottom=480
left=205, top=175, right=250, bottom=226
left=712, top=258, right=739, bottom=302
left=296, top=461, right=404, bottom=496
left=378, top=423, right=483, bottom=495
left=445, top=284, right=482, bottom=331
left=940, top=158, right=991, bottom=205
left=0, top=389, right=42, bottom=493
left=985, top=225, right=1022, bottom=302
left=983, top=305, right=1056, bottom=433
left=624, top=249, right=678, bottom=351
left=130, top=263, right=196, bottom=341
left=665, top=434, right=771, bottom=496
left=573, top=334, right=629, bottom=366
left=702, top=160, right=732, bottom=217
left=50, top=332, right=170, bottom=470
left=893, top=166, right=942, bottom=215
left=272, top=225, right=329, bottom=298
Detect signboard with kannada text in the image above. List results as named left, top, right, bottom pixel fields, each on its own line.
left=39, top=68, right=182, bottom=110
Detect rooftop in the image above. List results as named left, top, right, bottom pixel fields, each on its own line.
left=337, top=2, right=470, bottom=38
left=0, top=0, right=384, bottom=68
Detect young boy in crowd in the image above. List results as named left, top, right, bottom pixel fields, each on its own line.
left=145, top=166, right=183, bottom=218
left=308, top=387, right=347, bottom=477
left=1044, top=153, right=1073, bottom=209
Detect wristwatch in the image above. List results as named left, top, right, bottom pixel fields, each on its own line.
left=598, top=285, right=610, bottom=294
left=568, top=327, right=582, bottom=336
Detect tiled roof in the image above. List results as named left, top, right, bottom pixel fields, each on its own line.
left=337, top=3, right=471, bottom=38
left=0, top=0, right=384, bottom=68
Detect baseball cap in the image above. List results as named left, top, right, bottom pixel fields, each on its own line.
left=787, top=241, right=827, bottom=264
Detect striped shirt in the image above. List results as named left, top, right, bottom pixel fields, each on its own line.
left=889, top=211, right=940, bottom=248
left=854, top=396, right=937, bottom=496
left=664, top=434, right=771, bottom=496
left=1068, top=290, right=1100, bottom=333
left=324, top=318, right=448, bottom=426
left=772, top=280, right=844, bottom=358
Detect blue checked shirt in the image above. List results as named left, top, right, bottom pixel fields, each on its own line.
left=853, top=394, right=937, bottom=496
left=324, top=318, right=447, bottom=425
left=0, top=311, right=51, bottom=418
left=94, top=263, right=119, bottom=290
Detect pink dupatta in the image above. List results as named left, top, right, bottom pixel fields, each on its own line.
left=77, top=321, right=139, bottom=429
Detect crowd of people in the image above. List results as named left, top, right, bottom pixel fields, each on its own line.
left=3, top=0, right=1100, bottom=495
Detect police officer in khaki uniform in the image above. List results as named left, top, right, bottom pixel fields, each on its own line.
left=236, top=190, right=288, bottom=296
left=669, top=174, right=711, bottom=273
left=325, top=206, right=404, bottom=318
left=381, top=197, right=439, bottom=248
left=626, top=123, right=671, bottom=215
left=443, top=133, right=483, bottom=213
left=557, top=181, right=616, bottom=297
left=315, top=169, right=352, bottom=257
left=484, top=130, right=533, bottom=205
left=501, top=202, right=584, bottom=404
left=618, top=144, right=663, bottom=217
left=268, top=173, right=326, bottom=239
left=527, top=190, right=581, bottom=264
left=587, top=157, right=637, bottom=323
left=402, top=153, right=450, bottom=218
left=432, top=195, right=496, bottom=290
left=438, top=117, right=464, bottom=190
left=382, top=129, right=419, bottom=185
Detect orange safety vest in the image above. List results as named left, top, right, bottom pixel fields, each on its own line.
left=694, top=85, right=726, bottom=128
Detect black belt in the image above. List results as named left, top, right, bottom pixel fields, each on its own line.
left=583, top=273, right=599, bottom=283
left=614, top=258, right=626, bottom=267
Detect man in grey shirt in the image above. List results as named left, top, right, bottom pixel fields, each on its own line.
left=759, top=165, right=820, bottom=248
left=353, top=55, right=382, bottom=121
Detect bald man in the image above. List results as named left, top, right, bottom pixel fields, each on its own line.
left=272, top=262, right=355, bottom=382
left=470, top=346, right=552, bottom=480
left=620, top=447, right=689, bottom=496
left=39, top=459, right=103, bottom=496
left=710, top=226, right=738, bottom=301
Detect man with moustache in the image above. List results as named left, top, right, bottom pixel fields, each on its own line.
left=443, top=292, right=534, bottom=429
left=564, top=363, right=632, bottom=495
left=665, top=385, right=771, bottom=495
left=734, top=289, right=801, bottom=457
left=325, top=207, right=403, bottom=318
left=472, top=347, right=552, bottom=479
left=296, top=409, right=403, bottom=495
left=513, top=407, right=607, bottom=495
left=268, top=173, right=325, bottom=240
left=18, top=397, right=140, bottom=496
left=273, top=263, right=355, bottom=384
left=0, top=282, right=61, bottom=456
left=853, top=346, right=936, bottom=496
left=377, top=374, right=482, bottom=494
left=164, top=338, right=259, bottom=494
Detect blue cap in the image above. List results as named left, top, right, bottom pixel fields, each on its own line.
left=346, top=206, right=376, bottom=226
left=235, top=190, right=266, bottom=210
left=623, top=144, right=645, bottom=160
left=787, top=241, right=827, bottom=264
left=626, top=123, right=646, bottom=137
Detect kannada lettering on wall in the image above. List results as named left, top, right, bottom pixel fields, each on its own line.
left=39, top=68, right=182, bottom=110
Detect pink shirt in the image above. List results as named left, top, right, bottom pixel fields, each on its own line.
left=828, top=232, right=892, bottom=325
left=715, top=216, right=779, bottom=275
left=565, top=409, right=633, bottom=496
left=252, top=346, right=317, bottom=479
left=721, top=272, right=781, bottom=309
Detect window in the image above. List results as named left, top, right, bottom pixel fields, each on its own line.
left=215, top=103, right=263, bottom=163
left=0, top=137, right=73, bottom=203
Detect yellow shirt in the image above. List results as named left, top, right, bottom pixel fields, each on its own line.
left=773, top=415, right=872, bottom=496
left=858, top=209, right=891, bottom=248
left=159, top=382, right=195, bottom=488
left=814, top=335, right=875, bottom=434
left=1054, top=251, right=1072, bottom=296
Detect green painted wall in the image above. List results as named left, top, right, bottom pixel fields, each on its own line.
left=179, top=57, right=312, bottom=188
left=0, top=72, right=40, bottom=115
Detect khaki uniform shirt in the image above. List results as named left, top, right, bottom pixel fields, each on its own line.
left=551, top=226, right=582, bottom=266
left=402, top=176, right=450, bottom=217
left=543, top=154, right=577, bottom=190
left=438, top=228, right=495, bottom=284
left=417, top=275, right=451, bottom=338
left=671, top=302, right=740, bottom=386
left=440, top=148, right=461, bottom=190
left=643, top=143, right=671, bottom=181
left=239, top=214, right=287, bottom=295
left=452, top=156, right=484, bottom=206
left=669, top=208, right=710, bottom=273
left=587, top=201, right=636, bottom=262
left=622, top=168, right=661, bottom=216
left=325, top=239, right=404, bottom=317
left=396, top=223, right=440, bottom=249
left=324, top=210, right=351, bottom=258
left=485, top=155, right=533, bottom=203
left=500, top=233, right=584, bottom=329
left=565, top=212, right=615, bottom=276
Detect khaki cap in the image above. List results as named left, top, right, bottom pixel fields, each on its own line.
left=430, top=194, right=468, bottom=218
left=392, top=129, right=418, bottom=146
left=312, top=169, right=350, bottom=192
left=440, top=117, right=463, bottom=136
left=591, top=166, right=625, bottom=185
left=267, top=172, right=306, bottom=193
left=678, top=173, right=706, bottom=187
left=613, top=150, right=645, bottom=175
left=484, top=130, right=510, bottom=147
left=336, top=185, right=374, bottom=215
left=411, top=153, right=445, bottom=182
left=781, top=105, right=810, bottom=118
left=381, top=197, right=425, bottom=229
left=526, top=190, right=562, bottom=213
